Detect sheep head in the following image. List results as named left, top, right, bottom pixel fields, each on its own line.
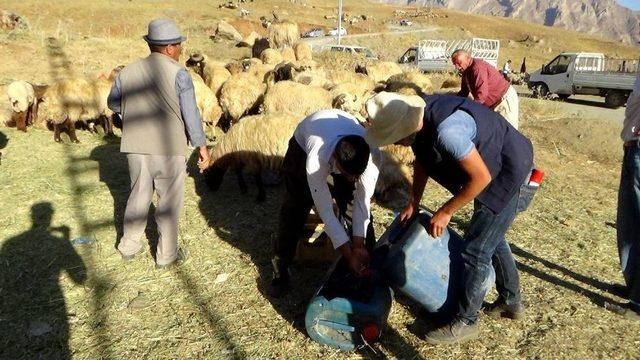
left=186, top=53, right=206, bottom=79
left=355, top=64, right=368, bottom=75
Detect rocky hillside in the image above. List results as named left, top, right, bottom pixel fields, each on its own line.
left=381, top=0, right=640, bottom=44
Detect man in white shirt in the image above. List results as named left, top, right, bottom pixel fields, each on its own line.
left=616, top=77, right=640, bottom=320
left=269, top=109, right=380, bottom=298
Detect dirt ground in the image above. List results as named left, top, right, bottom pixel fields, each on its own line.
left=1, top=0, right=640, bottom=359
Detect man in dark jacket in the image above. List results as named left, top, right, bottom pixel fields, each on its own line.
left=365, top=92, right=535, bottom=344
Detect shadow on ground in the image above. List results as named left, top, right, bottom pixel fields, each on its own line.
left=0, top=202, right=87, bottom=359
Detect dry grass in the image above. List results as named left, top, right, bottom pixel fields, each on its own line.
left=1, top=0, right=640, bottom=358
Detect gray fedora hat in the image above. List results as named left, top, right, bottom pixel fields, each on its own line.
left=143, top=18, right=186, bottom=45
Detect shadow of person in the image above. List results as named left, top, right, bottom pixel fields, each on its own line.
left=186, top=151, right=326, bottom=334
left=0, top=202, right=87, bottom=359
left=89, top=142, right=129, bottom=247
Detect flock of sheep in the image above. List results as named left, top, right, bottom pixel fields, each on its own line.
left=4, top=21, right=443, bottom=207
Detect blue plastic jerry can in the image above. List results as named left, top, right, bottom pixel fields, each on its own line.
left=305, top=257, right=393, bottom=351
left=379, top=210, right=495, bottom=317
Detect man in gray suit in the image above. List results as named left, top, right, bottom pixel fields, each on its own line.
left=107, top=19, right=210, bottom=269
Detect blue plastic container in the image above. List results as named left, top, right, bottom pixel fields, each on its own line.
left=305, top=257, right=393, bottom=351
left=380, top=210, right=495, bottom=317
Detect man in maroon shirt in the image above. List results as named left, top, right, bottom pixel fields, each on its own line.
left=452, top=49, right=519, bottom=129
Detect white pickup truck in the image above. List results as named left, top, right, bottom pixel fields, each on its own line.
left=398, top=38, right=500, bottom=72
left=527, top=52, right=639, bottom=108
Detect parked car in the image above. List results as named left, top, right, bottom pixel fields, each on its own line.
left=399, top=19, right=413, bottom=26
left=302, top=28, right=325, bottom=38
left=327, top=27, right=347, bottom=37
left=527, top=52, right=638, bottom=108
left=323, top=45, right=377, bottom=59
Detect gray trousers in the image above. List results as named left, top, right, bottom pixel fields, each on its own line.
left=117, top=153, right=186, bottom=265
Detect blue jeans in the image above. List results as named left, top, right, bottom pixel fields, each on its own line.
left=617, top=144, right=640, bottom=306
left=457, top=186, right=530, bottom=323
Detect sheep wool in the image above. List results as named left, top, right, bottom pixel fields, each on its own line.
left=326, top=69, right=376, bottom=91
left=262, top=81, right=332, bottom=117
left=381, top=144, right=415, bottom=166
left=7, top=80, right=35, bottom=113
left=39, top=77, right=93, bottom=125
left=292, top=67, right=329, bottom=88
left=208, top=111, right=300, bottom=173
left=281, top=47, right=296, bottom=63
left=386, top=71, right=434, bottom=96
left=260, top=48, right=283, bottom=65
left=330, top=82, right=374, bottom=119
left=219, top=72, right=266, bottom=123
left=187, top=68, right=223, bottom=127
left=363, top=62, right=403, bottom=83
left=204, top=111, right=301, bottom=200
left=268, top=21, right=299, bottom=49
left=375, top=148, right=413, bottom=209
left=293, top=42, right=312, bottom=62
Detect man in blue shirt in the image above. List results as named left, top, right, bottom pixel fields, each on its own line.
left=365, top=92, right=535, bottom=344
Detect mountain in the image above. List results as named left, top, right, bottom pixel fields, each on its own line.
left=380, top=0, right=640, bottom=44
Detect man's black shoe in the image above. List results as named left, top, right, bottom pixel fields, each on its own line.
left=268, top=275, right=290, bottom=298
left=483, top=298, right=525, bottom=320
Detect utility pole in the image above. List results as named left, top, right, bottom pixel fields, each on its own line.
left=337, top=0, right=343, bottom=45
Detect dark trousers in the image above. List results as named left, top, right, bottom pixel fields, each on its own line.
left=457, top=187, right=524, bottom=323
left=272, top=137, right=375, bottom=274
left=617, top=145, right=640, bottom=307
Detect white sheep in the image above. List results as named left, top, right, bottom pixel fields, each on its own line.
left=6, top=81, right=38, bottom=131
left=261, top=80, right=333, bottom=117
left=218, top=72, right=267, bottom=125
left=375, top=148, right=413, bottom=210
left=186, top=54, right=231, bottom=96
left=386, top=71, right=434, bottom=96
left=203, top=111, right=300, bottom=201
left=326, top=69, right=377, bottom=91
left=260, top=48, right=283, bottom=65
left=356, top=62, right=403, bottom=83
left=281, top=47, right=296, bottom=63
left=293, top=42, right=312, bottom=62
left=268, top=21, right=299, bottom=49
left=330, top=82, right=375, bottom=120
left=186, top=68, right=224, bottom=140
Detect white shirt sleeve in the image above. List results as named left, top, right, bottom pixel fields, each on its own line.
left=351, top=154, right=379, bottom=238
left=306, top=155, right=350, bottom=249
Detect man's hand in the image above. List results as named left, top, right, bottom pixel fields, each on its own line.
left=340, top=240, right=370, bottom=277
left=197, top=146, right=210, bottom=173
left=428, top=207, right=453, bottom=238
left=399, top=201, right=417, bottom=223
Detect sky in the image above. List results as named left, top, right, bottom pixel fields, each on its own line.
left=618, top=0, right=640, bottom=10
